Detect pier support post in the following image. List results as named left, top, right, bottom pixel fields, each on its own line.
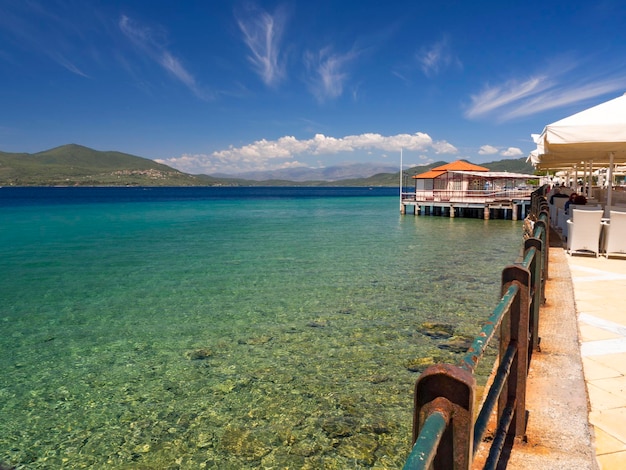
left=450, top=206, right=455, bottom=218
left=484, top=207, right=490, bottom=220
left=400, top=203, right=406, bottom=215
left=512, top=205, right=518, bottom=221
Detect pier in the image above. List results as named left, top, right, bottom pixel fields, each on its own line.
left=400, top=191, right=532, bottom=220
left=400, top=160, right=540, bottom=220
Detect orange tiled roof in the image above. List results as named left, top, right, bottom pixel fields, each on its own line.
left=412, top=169, right=445, bottom=179
left=431, top=160, right=489, bottom=172
left=412, top=160, right=489, bottom=178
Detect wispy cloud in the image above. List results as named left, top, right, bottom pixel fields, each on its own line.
left=304, top=47, right=357, bottom=102
left=119, top=15, right=210, bottom=100
left=236, top=5, right=287, bottom=87
left=0, top=0, right=89, bottom=77
left=466, top=77, right=550, bottom=119
left=465, top=58, right=626, bottom=121
left=156, top=132, right=458, bottom=174
left=499, top=78, right=626, bottom=120
left=51, top=52, right=90, bottom=78
left=417, top=36, right=461, bottom=77
left=478, top=144, right=522, bottom=158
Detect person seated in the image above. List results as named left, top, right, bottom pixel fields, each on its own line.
left=549, top=187, right=569, bottom=204
left=573, top=194, right=587, bottom=205
left=564, top=193, right=577, bottom=214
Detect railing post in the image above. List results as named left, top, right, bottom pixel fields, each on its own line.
left=525, top=237, right=543, bottom=352
left=412, top=363, right=475, bottom=469
left=501, top=265, right=531, bottom=439
left=531, top=193, right=549, bottom=288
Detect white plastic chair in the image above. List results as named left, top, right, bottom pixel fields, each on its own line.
left=566, top=209, right=603, bottom=257
left=605, top=211, right=626, bottom=259
left=561, top=204, right=601, bottom=239
left=603, top=205, right=626, bottom=218
left=549, top=197, right=567, bottom=227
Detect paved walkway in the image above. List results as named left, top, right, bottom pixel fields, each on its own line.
left=568, top=253, right=626, bottom=468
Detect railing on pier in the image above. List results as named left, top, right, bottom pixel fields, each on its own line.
left=401, top=188, right=535, bottom=204
left=403, top=187, right=550, bottom=470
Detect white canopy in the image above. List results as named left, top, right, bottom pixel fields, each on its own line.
left=530, top=93, right=626, bottom=169
left=447, top=170, right=536, bottom=179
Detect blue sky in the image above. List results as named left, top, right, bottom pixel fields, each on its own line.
left=2, top=0, right=626, bottom=175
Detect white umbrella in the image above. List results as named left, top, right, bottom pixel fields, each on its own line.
left=530, top=93, right=626, bottom=205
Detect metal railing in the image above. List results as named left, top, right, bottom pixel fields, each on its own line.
left=403, top=186, right=550, bottom=470
left=401, top=188, right=536, bottom=204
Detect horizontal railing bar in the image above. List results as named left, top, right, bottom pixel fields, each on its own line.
left=532, top=220, right=547, bottom=240
left=473, top=342, right=518, bottom=453
left=403, top=410, right=450, bottom=470
left=483, top=399, right=517, bottom=470
left=520, top=246, right=537, bottom=270
left=459, top=283, right=519, bottom=374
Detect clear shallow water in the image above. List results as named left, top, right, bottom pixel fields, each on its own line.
left=0, top=187, right=522, bottom=469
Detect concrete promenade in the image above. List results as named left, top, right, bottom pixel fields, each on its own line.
left=569, top=253, right=626, bottom=468
left=505, top=238, right=626, bottom=469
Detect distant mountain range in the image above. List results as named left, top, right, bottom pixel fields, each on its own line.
left=213, top=162, right=400, bottom=182
left=0, top=144, right=537, bottom=186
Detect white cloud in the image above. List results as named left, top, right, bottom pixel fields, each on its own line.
left=466, top=76, right=550, bottom=119
left=478, top=145, right=499, bottom=155
left=51, top=52, right=89, bottom=78
left=236, top=5, right=287, bottom=87
left=465, top=58, right=626, bottom=121
left=499, top=79, right=626, bottom=120
left=417, top=36, right=461, bottom=77
left=500, top=147, right=523, bottom=157
left=305, top=47, right=357, bottom=102
left=119, top=15, right=209, bottom=100
left=477, top=145, right=522, bottom=158
left=156, top=132, right=458, bottom=174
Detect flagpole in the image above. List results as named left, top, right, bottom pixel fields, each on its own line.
left=399, top=148, right=403, bottom=212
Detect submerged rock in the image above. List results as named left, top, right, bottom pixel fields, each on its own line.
left=185, top=348, right=212, bottom=360
left=406, top=356, right=437, bottom=372
left=417, top=322, right=455, bottom=339
left=218, top=426, right=272, bottom=461
left=238, top=335, right=273, bottom=345
left=438, top=335, right=474, bottom=354
left=362, top=418, right=393, bottom=435
left=321, top=416, right=359, bottom=438
left=337, top=433, right=379, bottom=466
left=368, top=374, right=391, bottom=384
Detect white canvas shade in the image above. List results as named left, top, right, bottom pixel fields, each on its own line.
left=531, top=93, right=626, bottom=169
left=529, top=93, right=626, bottom=206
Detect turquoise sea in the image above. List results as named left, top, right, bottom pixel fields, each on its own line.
left=0, top=187, right=523, bottom=469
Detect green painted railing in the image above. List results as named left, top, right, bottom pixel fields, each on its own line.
left=403, top=186, right=550, bottom=469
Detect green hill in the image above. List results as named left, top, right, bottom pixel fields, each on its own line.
left=0, top=144, right=216, bottom=186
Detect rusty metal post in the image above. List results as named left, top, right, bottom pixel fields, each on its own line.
left=501, top=265, right=531, bottom=439
left=413, top=363, right=475, bottom=470
left=536, top=207, right=550, bottom=283
left=524, top=237, right=543, bottom=352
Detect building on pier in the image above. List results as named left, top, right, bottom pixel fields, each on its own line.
left=400, top=160, right=540, bottom=219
